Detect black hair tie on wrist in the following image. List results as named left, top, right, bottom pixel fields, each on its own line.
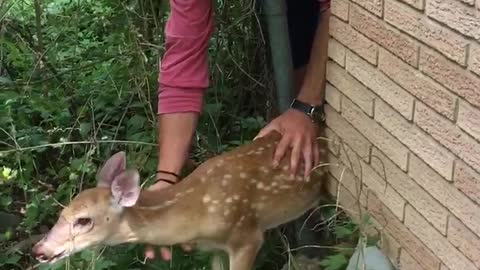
left=156, top=178, right=177, bottom=185
left=156, top=170, right=180, bottom=179
left=156, top=170, right=181, bottom=185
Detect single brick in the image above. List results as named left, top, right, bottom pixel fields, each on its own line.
left=414, top=102, right=480, bottom=173
left=327, top=60, right=375, bottom=116
left=325, top=83, right=342, bottom=112
left=399, top=249, right=425, bottom=270
left=351, top=0, right=383, bottom=16
left=338, top=142, right=364, bottom=177
left=405, top=205, right=477, bottom=270
left=325, top=104, right=372, bottom=158
left=470, top=43, right=480, bottom=76
left=380, top=233, right=401, bottom=267
left=448, top=216, right=480, bottom=268
left=325, top=127, right=341, bottom=156
left=342, top=97, right=409, bottom=170
left=409, top=154, right=480, bottom=237
left=370, top=147, right=448, bottom=233
left=454, top=161, right=480, bottom=205
left=379, top=48, right=457, bottom=120
left=419, top=46, right=480, bottom=108
left=375, top=100, right=455, bottom=180
left=329, top=16, right=378, bottom=65
left=384, top=0, right=468, bottom=65
left=329, top=152, right=364, bottom=201
left=367, top=193, right=441, bottom=270
left=426, top=0, right=480, bottom=41
left=328, top=38, right=346, bottom=67
left=458, top=100, right=480, bottom=141
left=328, top=170, right=366, bottom=220
left=331, top=0, right=349, bottom=21
left=361, top=161, right=406, bottom=220
left=346, top=51, right=414, bottom=120
left=349, top=4, right=419, bottom=66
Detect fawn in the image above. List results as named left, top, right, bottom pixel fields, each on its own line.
left=32, top=130, right=330, bottom=270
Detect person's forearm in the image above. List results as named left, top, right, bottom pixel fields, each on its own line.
left=157, top=113, right=198, bottom=177
left=296, top=8, right=331, bottom=106
left=156, top=0, right=214, bottom=181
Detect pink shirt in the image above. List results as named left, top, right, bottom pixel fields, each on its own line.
left=157, top=0, right=331, bottom=114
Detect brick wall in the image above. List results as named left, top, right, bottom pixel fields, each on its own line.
left=323, top=0, right=480, bottom=269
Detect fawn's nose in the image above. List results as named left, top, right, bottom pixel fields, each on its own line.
left=32, top=241, right=50, bottom=262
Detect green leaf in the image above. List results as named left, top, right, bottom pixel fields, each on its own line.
left=334, top=225, right=353, bottom=239
left=319, top=254, right=348, bottom=270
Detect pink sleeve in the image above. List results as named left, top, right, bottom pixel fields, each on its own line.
left=157, top=0, right=214, bottom=114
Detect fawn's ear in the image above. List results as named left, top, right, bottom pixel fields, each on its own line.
left=97, top=152, right=126, bottom=188
left=110, top=169, right=140, bottom=207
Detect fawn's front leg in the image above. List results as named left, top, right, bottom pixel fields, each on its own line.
left=228, top=230, right=264, bottom=270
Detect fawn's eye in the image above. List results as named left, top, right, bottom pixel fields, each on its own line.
left=75, top=217, right=92, bottom=227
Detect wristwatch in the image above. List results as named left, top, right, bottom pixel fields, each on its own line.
left=290, top=98, right=326, bottom=124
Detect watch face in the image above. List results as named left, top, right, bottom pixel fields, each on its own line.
left=312, top=107, right=325, bottom=122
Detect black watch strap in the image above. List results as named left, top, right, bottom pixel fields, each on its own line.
left=290, top=99, right=325, bottom=123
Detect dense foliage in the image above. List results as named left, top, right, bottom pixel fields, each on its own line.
left=0, top=0, right=367, bottom=269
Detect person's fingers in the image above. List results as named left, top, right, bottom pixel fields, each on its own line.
left=303, top=137, right=313, bottom=179
left=289, top=135, right=302, bottom=178
left=144, top=245, right=155, bottom=260
left=160, top=246, right=172, bottom=261
left=254, top=123, right=277, bottom=141
left=272, top=134, right=291, bottom=168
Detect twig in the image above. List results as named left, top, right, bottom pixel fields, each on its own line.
left=0, top=140, right=158, bottom=155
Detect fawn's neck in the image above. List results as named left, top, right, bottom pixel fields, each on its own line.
left=107, top=179, right=201, bottom=246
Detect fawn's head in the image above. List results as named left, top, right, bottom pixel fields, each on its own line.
left=32, top=151, right=142, bottom=264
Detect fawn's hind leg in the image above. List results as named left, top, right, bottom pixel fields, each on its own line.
left=227, top=230, right=264, bottom=270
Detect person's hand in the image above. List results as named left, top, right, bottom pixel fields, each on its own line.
left=255, top=109, right=319, bottom=178
left=144, top=180, right=194, bottom=261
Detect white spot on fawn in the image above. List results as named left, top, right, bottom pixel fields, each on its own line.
left=202, top=195, right=212, bottom=203
left=233, top=194, right=240, bottom=200
left=239, top=172, right=247, bottom=179
left=186, top=188, right=194, bottom=193
left=247, top=150, right=255, bottom=155
left=201, top=177, right=206, bottom=183
left=258, top=147, right=264, bottom=151
left=222, top=180, right=228, bottom=186
left=256, top=182, right=265, bottom=189
left=237, top=153, right=244, bottom=158
left=212, top=200, right=219, bottom=204
left=207, top=168, right=214, bottom=175
left=224, top=209, right=230, bottom=216
left=259, top=166, right=269, bottom=173
left=242, top=199, right=248, bottom=203
left=224, top=174, right=232, bottom=179
left=271, top=181, right=278, bottom=187
left=208, top=206, right=216, bottom=213
left=226, top=197, right=233, bottom=203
